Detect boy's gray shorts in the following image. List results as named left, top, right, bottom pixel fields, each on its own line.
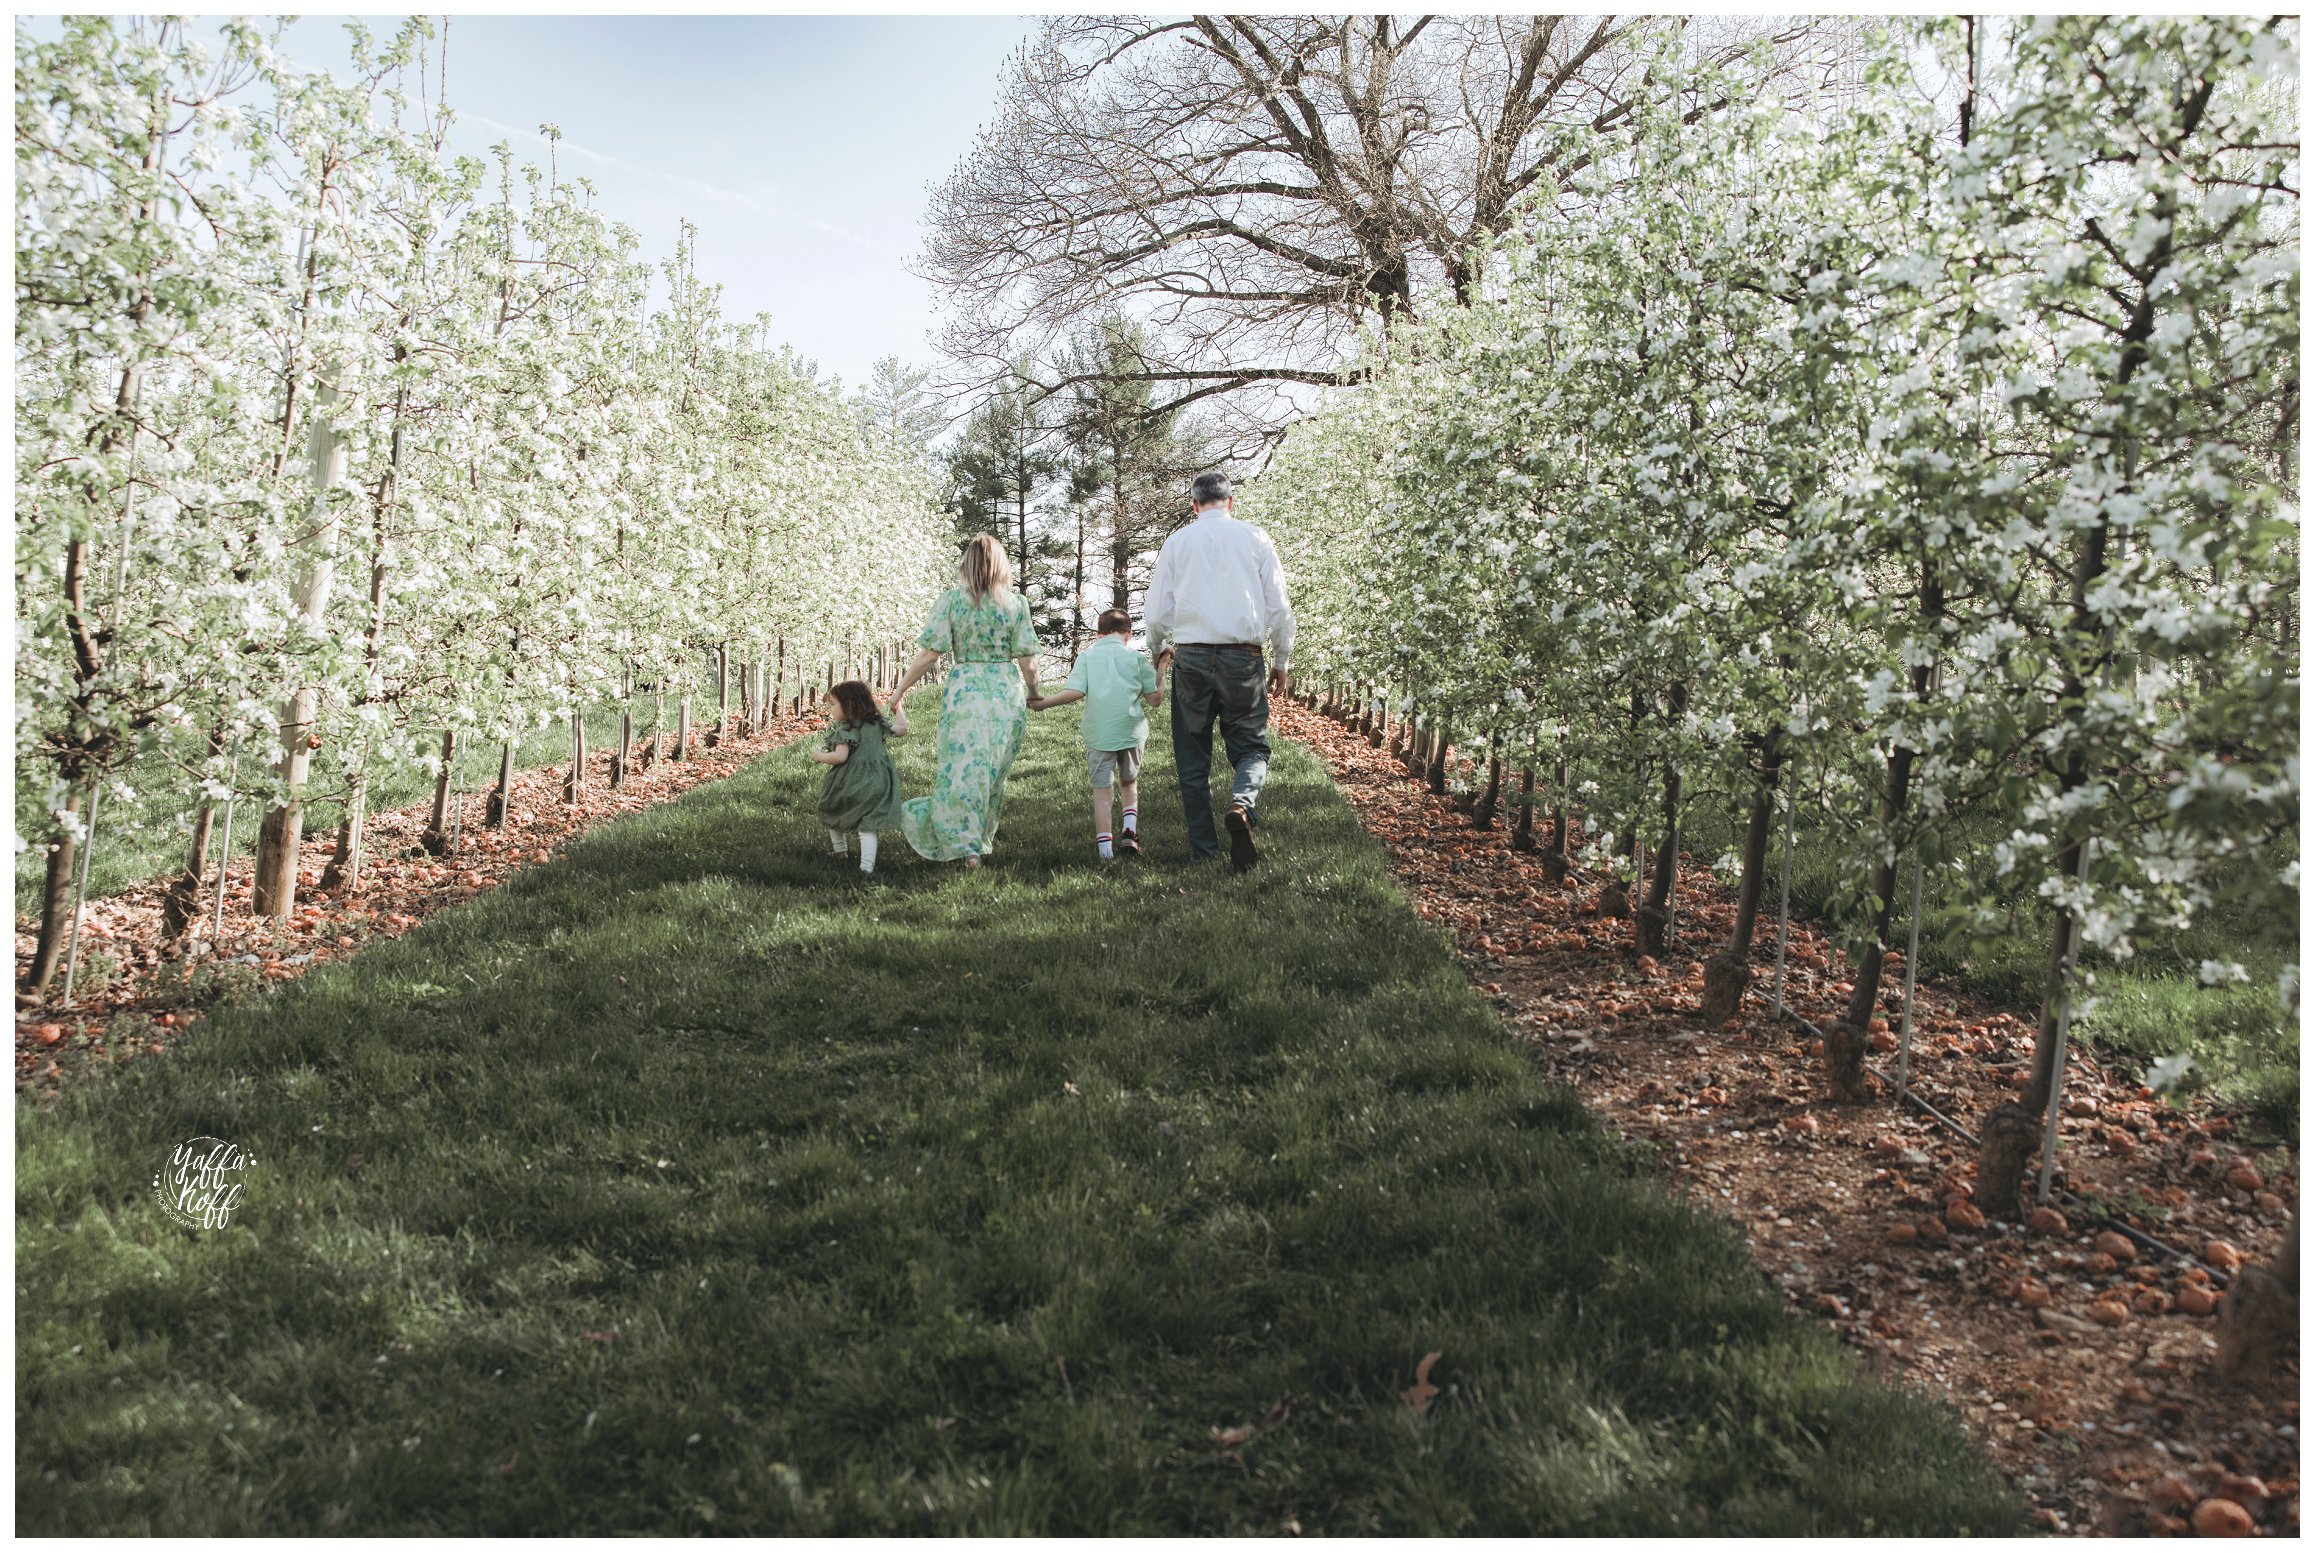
left=1087, top=745, right=1143, bottom=788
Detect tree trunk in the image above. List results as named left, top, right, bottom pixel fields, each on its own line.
left=1701, top=732, right=1784, bottom=1024
left=1827, top=569, right=1940, bottom=1105
left=318, top=768, right=367, bottom=894
left=1511, top=768, right=1535, bottom=851
left=614, top=669, right=634, bottom=788
left=483, top=735, right=516, bottom=823
left=422, top=728, right=457, bottom=854
left=677, top=693, right=691, bottom=761
left=324, top=325, right=407, bottom=900
left=1070, top=497, right=1088, bottom=662
left=1542, top=760, right=1570, bottom=884
left=1596, top=875, right=1631, bottom=920
left=24, top=790, right=85, bottom=995
left=2212, top=1212, right=2300, bottom=1392
left=1826, top=758, right=1919, bottom=1106
left=1635, top=683, right=1687, bottom=956
left=253, top=375, right=348, bottom=919
left=1472, top=745, right=1502, bottom=829
left=1425, top=722, right=1449, bottom=795
left=708, top=644, right=729, bottom=747
left=160, top=724, right=231, bottom=939
left=487, top=740, right=513, bottom=828
left=1976, top=120, right=2191, bottom=1209
left=159, top=796, right=217, bottom=942
left=563, top=711, right=586, bottom=804
left=1109, top=444, right=1131, bottom=614
left=1017, top=467, right=1032, bottom=598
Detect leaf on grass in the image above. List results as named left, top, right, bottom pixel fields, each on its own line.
left=581, top=1329, right=617, bottom=1344
left=493, top=1448, right=519, bottom=1476
left=1262, top=1394, right=1294, bottom=1428
left=1211, top=1423, right=1255, bottom=1447
left=1402, top=1350, right=1442, bottom=1415
left=1062, top=1080, right=1079, bottom=1096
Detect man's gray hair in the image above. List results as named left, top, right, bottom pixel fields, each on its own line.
left=1190, top=471, right=1231, bottom=508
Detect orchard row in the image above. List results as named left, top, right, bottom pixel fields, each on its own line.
left=16, top=19, right=951, bottom=993
left=1246, top=17, right=2298, bottom=1212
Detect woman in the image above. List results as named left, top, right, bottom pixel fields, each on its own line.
left=889, top=535, right=1044, bottom=868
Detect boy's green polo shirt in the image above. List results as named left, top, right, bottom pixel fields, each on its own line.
left=1064, top=637, right=1158, bottom=753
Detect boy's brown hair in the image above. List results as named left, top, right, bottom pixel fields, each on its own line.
left=1096, top=608, right=1132, bottom=637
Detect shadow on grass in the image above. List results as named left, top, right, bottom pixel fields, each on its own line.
left=17, top=706, right=2024, bottom=1534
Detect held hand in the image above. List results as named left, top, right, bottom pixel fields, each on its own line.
left=891, top=706, right=909, bottom=735
left=1268, top=666, right=1289, bottom=695
left=1025, top=695, right=1045, bottom=712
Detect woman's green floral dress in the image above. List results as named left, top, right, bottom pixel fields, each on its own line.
left=901, top=587, right=1041, bottom=861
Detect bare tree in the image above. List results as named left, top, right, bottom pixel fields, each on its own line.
left=924, top=14, right=1860, bottom=451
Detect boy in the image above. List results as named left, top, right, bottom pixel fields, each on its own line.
left=1031, top=608, right=1163, bottom=859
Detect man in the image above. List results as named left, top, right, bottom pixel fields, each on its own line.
left=1143, top=472, right=1295, bottom=870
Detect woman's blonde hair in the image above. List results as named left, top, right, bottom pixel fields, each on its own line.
left=959, top=534, right=1013, bottom=606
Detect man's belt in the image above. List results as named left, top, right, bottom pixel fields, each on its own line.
left=1175, top=641, right=1262, bottom=651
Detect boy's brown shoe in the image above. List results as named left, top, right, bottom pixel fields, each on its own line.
left=1117, top=830, right=1142, bottom=857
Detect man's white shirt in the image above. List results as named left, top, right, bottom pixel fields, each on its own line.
left=1144, top=506, right=1295, bottom=668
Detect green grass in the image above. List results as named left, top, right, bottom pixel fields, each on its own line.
left=17, top=708, right=2022, bottom=1534
left=1678, top=798, right=2299, bottom=1141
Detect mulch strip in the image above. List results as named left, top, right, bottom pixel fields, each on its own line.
left=1280, top=698, right=2298, bottom=1538
left=15, top=711, right=820, bottom=1093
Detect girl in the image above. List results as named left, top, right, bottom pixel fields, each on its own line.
left=810, top=680, right=906, bottom=873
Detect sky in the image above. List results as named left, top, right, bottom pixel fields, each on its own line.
left=265, top=14, right=1039, bottom=396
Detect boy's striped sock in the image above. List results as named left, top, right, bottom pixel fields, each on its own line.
left=1121, top=806, right=1137, bottom=836
left=1096, top=831, right=1113, bottom=860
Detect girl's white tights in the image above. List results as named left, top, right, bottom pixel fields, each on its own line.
left=829, top=829, right=879, bottom=873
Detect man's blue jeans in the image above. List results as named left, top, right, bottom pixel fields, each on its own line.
left=1169, top=644, right=1270, bottom=860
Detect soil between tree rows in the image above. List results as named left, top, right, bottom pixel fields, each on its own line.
left=1277, top=698, right=2299, bottom=1538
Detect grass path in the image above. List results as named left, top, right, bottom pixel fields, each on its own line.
left=16, top=705, right=2020, bottom=1534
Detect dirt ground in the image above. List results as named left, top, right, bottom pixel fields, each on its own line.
left=1279, top=698, right=2298, bottom=1538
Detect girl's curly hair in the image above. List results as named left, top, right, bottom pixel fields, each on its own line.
left=827, top=679, right=888, bottom=731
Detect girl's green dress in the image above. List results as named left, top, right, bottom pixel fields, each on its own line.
left=901, top=586, right=1041, bottom=861
left=818, top=719, right=903, bottom=834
